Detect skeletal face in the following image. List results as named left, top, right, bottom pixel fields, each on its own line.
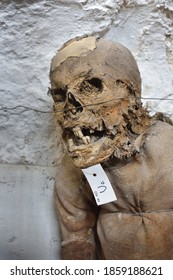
left=50, top=36, right=148, bottom=168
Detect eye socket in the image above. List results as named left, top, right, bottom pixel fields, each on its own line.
left=87, top=78, right=103, bottom=91
left=50, top=87, right=66, bottom=102
left=80, top=78, right=103, bottom=94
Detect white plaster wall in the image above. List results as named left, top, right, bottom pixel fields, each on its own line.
left=0, top=0, right=173, bottom=259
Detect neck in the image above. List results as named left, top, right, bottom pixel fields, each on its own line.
left=110, top=106, right=150, bottom=161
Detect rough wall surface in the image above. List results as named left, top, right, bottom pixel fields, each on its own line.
left=0, top=0, right=173, bottom=164
left=0, top=0, right=173, bottom=259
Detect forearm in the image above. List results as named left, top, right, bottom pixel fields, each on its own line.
left=55, top=189, right=97, bottom=259
left=61, top=239, right=96, bottom=260
left=59, top=219, right=97, bottom=260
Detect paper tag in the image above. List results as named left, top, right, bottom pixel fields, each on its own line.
left=82, top=164, right=117, bottom=205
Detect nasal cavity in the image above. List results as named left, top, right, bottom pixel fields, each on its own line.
left=68, top=92, right=83, bottom=113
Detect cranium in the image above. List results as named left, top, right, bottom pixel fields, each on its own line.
left=50, top=36, right=149, bottom=168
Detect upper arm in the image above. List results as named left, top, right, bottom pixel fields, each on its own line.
left=54, top=154, right=97, bottom=259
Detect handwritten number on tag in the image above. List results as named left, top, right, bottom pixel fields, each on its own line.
left=93, top=173, right=107, bottom=196
left=92, top=174, right=107, bottom=194
left=82, top=164, right=116, bottom=205
left=98, top=181, right=107, bottom=193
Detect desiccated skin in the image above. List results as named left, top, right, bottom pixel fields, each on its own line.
left=50, top=36, right=149, bottom=168
left=49, top=36, right=173, bottom=259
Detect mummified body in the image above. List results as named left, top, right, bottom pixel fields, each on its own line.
left=50, top=36, right=173, bottom=259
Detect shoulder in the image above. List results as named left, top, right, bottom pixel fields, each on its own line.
left=146, top=119, right=173, bottom=145
left=55, top=153, right=83, bottom=192
left=55, top=153, right=94, bottom=205
left=143, top=119, right=173, bottom=161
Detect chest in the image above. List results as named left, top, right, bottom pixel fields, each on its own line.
left=101, top=151, right=173, bottom=214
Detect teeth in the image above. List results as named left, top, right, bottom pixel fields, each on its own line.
left=68, top=139, right=74, bottom=150
left=72, top=108, right=76, bottom=114
left=111, top=129, right=117, bottom=136
left=97, top=122, right=103, bottom=131
left=73, top=131, right=78, bottom=137
left=73, top=127, right=83, bottom=138
left=78, top=129, right=84, bottom=139
left=86, top=136, right=91, bottom=144
left=82, top=136, right=90, bottom=144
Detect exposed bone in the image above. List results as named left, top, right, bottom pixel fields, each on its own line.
left=72, top=108, right=77, bottom=114
left=50, top=36, right=150, bottom=168
left=111, top=129, right=117, bottom=136
left=78, top=128, right=84, bottom=139
left=68, top=139, right=74, bottom=150
left=51, top=36, right=96, bottom=71
left=82, top=136, right=91, bottom=144
left=72, top=128, right=78, bottom=137
left=97, top=122, right=104, bottom=131
left=73, top=127, right=84, bottom=138
left=50, top=36, right=173, bottom=262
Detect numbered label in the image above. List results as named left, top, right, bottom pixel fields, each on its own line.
left=98, top=181, right=107, bottom=193
left=82, top=164, right=117, bottom=205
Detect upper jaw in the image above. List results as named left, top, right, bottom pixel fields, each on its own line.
left=61, top=123, right=117, bottom=168
left=66, top=135, right=115, bottom=168
left=63, top=122, right=114, bottom=152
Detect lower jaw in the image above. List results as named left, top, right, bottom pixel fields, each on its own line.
left=66, top=135, right=141, bottom=168
left=66, top=137, right=115, bottom=168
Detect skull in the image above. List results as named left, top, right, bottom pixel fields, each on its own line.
left=49, top=36, right=149, bottom=168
